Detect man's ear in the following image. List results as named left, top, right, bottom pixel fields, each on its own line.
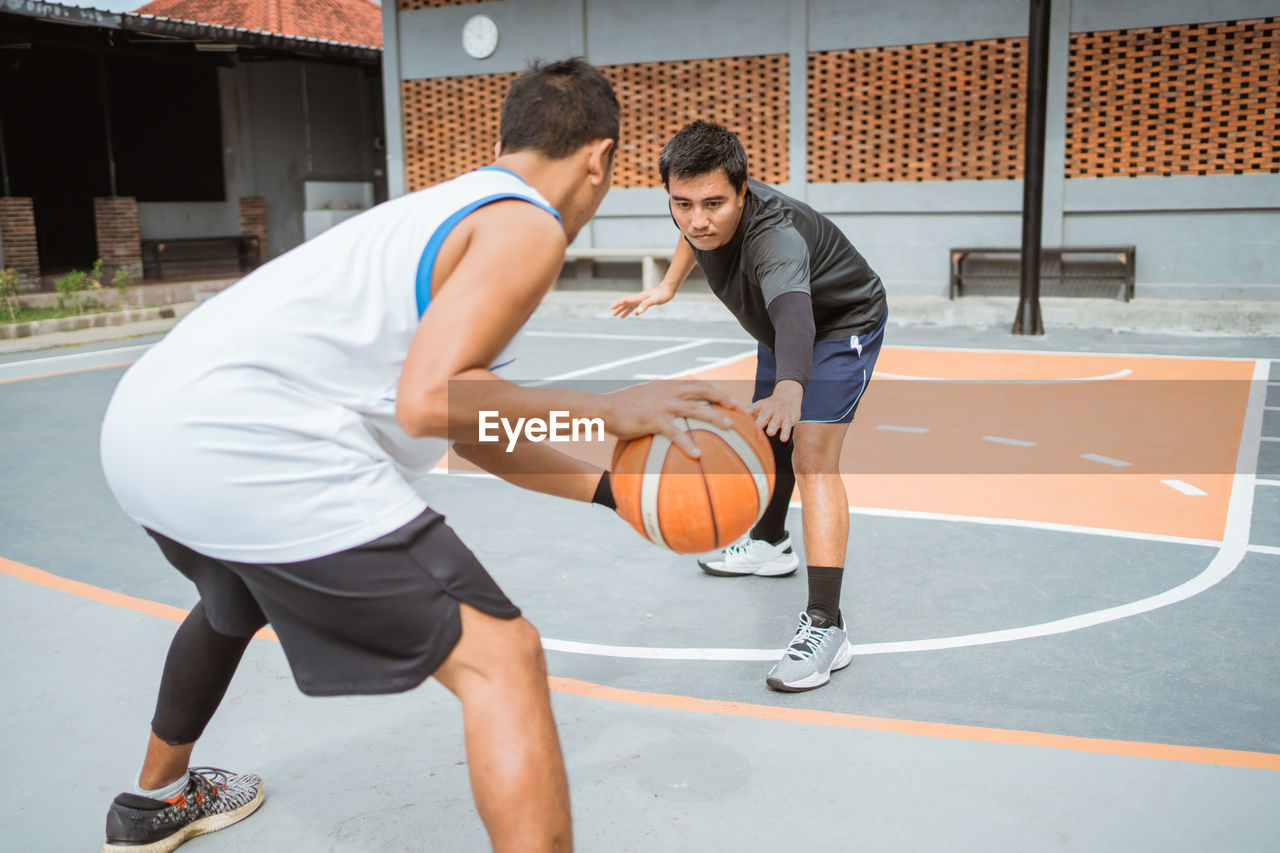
left=586, top=138, right=616, bottom=186
left=493, top=140, right=502, bottom=160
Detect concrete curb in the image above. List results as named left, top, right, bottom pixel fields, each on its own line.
left=0, top=305, right=181, bottom=340
left=532, top=291, right=1280, bottom=336
left=2, top=291, right=1276, bottom=356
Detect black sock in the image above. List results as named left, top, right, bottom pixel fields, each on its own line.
left=150, top=601, right=254, bottom=746
left=806, top=565, right=843, bottom=628
left=751, top=432, right=794, bottom=544
left=591, top=471, right=616, bottom=510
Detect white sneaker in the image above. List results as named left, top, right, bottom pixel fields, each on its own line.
left=697, top=534, right=800, bottom=577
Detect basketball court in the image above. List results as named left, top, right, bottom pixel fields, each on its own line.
left=2, top=312, right=1278, bottom=851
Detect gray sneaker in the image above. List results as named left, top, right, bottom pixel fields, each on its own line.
left=765, top=612, right=853, bottom=692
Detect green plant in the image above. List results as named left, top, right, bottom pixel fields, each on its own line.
left=54, top=269, right=86, bottom=313
left=87, top=258, right=104, bottom=290
left=113, top=266, right=134, bottom=301
left=0, top=267, right=20, bottom=323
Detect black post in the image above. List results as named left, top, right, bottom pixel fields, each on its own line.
left=1014, top=0, right=1051, bottom=336
left=98, top=51, right=118, bottom=197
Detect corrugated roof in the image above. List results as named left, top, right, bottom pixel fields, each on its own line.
left=130, top=0, right=382, bottom=48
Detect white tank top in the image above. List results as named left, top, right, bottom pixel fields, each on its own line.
left=100, top=167, right=559, bottom=562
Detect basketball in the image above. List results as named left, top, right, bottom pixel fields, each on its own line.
left=610, top=404, right=775, bottom=554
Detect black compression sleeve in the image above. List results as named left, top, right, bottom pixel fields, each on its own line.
left=766, top=290, right=816, bottom=388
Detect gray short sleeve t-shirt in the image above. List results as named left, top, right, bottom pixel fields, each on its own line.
left=690, top=179, right=886, bottom=349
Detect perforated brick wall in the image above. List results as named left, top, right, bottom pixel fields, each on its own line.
left=1066, top=17, right=1280, bottom=178
left=0, top=197, right=40, bottom=286
left=808, top=38, right=1028, bottom=183
left=398, top=1, right=486, bottom=10
left=401, top=55, right=790, bottom=191
left=402, top=72, right=515, bottom=192
left=93, top=197, right=143, bottom=281
left=607, top=55, right=789, bottom=188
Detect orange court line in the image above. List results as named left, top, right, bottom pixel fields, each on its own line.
left=0, top=360, right=136, bottom=385
left=4, top=554, right=1277, bottom=773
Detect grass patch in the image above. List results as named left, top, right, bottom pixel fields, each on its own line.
left=2, top=300, right=122, bottom=325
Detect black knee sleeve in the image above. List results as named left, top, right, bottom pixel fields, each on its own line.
left=150, top=601, right=253, bottom=746
left=752, top=432, right=796, bottom=544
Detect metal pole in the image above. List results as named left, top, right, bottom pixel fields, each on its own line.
left=98, top=51, right=118, bottom=197
left=1014, top=0, right=1050, bottom=335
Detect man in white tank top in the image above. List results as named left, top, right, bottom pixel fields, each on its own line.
left=98, top=59, right=736, bottom=853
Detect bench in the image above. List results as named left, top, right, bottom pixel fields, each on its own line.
left=562, top=247, right=675, bottom=290
left=950, top=246, right=1136, bottom=302
left=141, top=235, right=262, bottom=281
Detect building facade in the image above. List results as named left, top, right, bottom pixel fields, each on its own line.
left=382, top=0, right=1279, bottom=300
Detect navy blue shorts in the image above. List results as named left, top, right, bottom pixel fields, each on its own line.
left=753, top=311, right=886, bottom=423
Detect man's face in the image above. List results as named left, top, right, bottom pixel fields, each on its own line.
left=667, top=169, right=747, bottom=251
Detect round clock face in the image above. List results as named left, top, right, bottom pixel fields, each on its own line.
left=462, top=14, right=499, bottom=59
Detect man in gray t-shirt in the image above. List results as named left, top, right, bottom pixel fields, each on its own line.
left=613, top=121, right=888, bottom=693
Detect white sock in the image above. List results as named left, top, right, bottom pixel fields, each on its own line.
left=135, top=771, right=190, bottom=802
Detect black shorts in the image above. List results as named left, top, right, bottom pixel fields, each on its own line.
left=754, top=311, right=887, bottom=423
left=146, top=509, right=520, bottom=697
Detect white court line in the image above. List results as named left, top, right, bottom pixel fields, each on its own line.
left=525, top=339, right=709, bottom=385
left=1248, top=544, right=1280, bottom=556
left=983, top=435, right=1036, bottom=447
left=1162, top=479, right=1208, bottom=497
left=0, top=343, right=152, bottom=380
left=637, top=350, right=758, bottom=380
left=876, top=368, right=1133, bottom=383
left=1256, top=479, right=1280, bottom=487
left=426, top=465, right=1224, bottom=548
left=1261, top=437, right=1280, bottom=442
left=539, top=360, right=1270, bottom=661
left=525, top=330, right=749, bottom=345
left=0, top=343, right=152, bottom=367
left=888, top=343, right=1264, bottom=362
left=1082, top=453, right=1132, bottom=467
left=876, top=425, right=929, bottom=434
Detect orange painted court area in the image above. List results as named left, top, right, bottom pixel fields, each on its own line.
left=684, top=347, right=1252, bottom=542
left=437, top=346, right=1251, bottom=541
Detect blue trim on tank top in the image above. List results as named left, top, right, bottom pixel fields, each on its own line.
left=414, top=185, right=562, bottom=317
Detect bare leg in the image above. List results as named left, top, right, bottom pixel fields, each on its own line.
left=792, top=421, right=853, bottom=567
left=139, top=734, right=196, bottom=790
left=433, top=604, right=572, bottom=853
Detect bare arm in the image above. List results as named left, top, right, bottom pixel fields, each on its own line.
left=397, top=202, right=739, bottom=460
left=610, top=236, right=696, bottom=318
left=454, top=440, right=603, bottom=503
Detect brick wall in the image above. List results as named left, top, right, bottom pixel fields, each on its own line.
left=0, top=197, right=40, bottom=287
left=94, top=197, right=143, bottom=281
left=398, top=0, right=483, bottom=9
left=1067, top=17, right=1280, bottom=178
left=809, top=38, right=1028, bottom=183
left=401, top=55, right=790, bottom=191
left=239, top=196, right=268, bottom=261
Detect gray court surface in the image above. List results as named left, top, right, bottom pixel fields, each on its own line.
left=2, top=310, right=1278, bottom=852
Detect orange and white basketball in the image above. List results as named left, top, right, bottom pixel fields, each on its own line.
left=611, top=405, right=775, bottom=554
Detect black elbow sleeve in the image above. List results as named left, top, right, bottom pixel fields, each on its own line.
left=766, top=291, right=816, bottom=387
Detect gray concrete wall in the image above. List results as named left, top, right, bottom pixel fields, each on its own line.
left=385, top=0, right=1280, bottom=299
left=138, top=59, right=381, bottom=260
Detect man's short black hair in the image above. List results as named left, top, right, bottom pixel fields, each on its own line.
left=499, top=58, right=619, bottom=159
left=659, top=120, right=748, bottom=191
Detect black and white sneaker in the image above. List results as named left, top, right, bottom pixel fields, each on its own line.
left=103, top=766, right=264, bottom=852
left=697, top=534, right=800, bottom=577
